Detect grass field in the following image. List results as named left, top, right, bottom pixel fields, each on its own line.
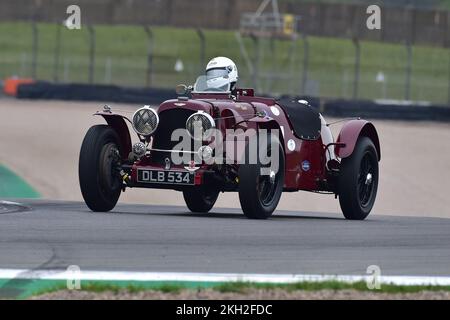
left=27, top=280, right=450, bottom=300
left=0, top=22, right=449, bottom=103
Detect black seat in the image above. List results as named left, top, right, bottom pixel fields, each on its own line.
left=277, top=100, right=321, bottom=140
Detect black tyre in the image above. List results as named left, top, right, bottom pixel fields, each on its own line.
left=238, top=134, right=285, bottom=219
left=338, top=136, right=379, bottom=220
left=183, top=187, right=219, bottom=213
left=79, top=125, right=122, bottom=212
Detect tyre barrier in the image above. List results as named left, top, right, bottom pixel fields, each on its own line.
left=16, top=82, right=175, bottom=105
left=14, top=82, right=450, bottom=122
left=322, top=99, right=450, bottom=122
left=3, top=77, right=35, bottom=97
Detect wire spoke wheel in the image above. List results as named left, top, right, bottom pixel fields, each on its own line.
left=258, top=151, right=280, bottom=207
left=99, top=143, right=122, bottom=197
left=357, top=152, right=375, bottom=208
left=239, top=134, right=285, bottom=219
left=79, top=125, right=122, bottom=212
left=338, top=136, right=379, bottom=220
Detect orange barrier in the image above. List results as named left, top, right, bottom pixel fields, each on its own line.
left=3, top=78, right=35, bottom=96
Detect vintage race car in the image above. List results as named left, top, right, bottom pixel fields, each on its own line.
left=79, top=76, right=380, bottom=220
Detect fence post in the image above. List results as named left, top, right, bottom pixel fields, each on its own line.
left=448, top=50, right=450, bottom=105
left=144, top=26, right=154, bottom=87
left=234, top=32, right=254, bottom=88
left=251, top=34, right=262, bottom=93
left=20, top=53, right=27, bottom=77
left=31, top=20, right=38, bottom=79
left=301, top=32, right=309, bottom=95
left=405, top=41, right=412, bottom=101
left=352, top=37, right=360, bottom=100
left=87, top=25, right=96, bottom=84
left=104, top=57, right=112, bottom=84
left=266, top=37, right=276, bottom=93
left=447, top=12, right=450, bottom=105
left=288, top=37, right=297, bottom=95
left=53, top=23, right=62, bottom=83
left=64, top=58, right=70, bottom=82
left=197, top=29, right=206, bottom=73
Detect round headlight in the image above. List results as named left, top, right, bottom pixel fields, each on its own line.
left=186, top=111, right=215, bottom=140
left=132, top=106, right=159, bottom=136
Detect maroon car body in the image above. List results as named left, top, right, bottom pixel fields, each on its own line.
left=80, top=86, right=380, bottom=220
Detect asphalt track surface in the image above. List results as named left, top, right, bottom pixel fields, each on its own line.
left=0, top=200, right=449, bottom=277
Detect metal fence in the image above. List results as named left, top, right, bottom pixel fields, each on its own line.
left=4, top=0, right=450, bottom=48
left=1, top=21, right=450, bottom=105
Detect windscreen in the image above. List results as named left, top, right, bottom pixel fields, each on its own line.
left=193, top=75, right=230, bottom=93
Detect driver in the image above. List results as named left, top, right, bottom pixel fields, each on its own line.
left=205, top=57, right=238, bottom=92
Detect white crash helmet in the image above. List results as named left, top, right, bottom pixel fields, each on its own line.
left=205, top=57, right=238, bottom=91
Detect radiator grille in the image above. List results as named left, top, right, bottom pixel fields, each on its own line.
left=151, top=108, right=196, bottom=165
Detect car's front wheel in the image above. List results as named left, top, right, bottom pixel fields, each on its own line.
left=79, top=125, right=122, bottom=212
left=238, top=134, right=285, bottom=219
left=338, top=136, right=379, bottom=220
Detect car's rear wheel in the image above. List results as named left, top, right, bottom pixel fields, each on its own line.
left=79, top=125, right=122, bottom=212
left=183, top=187, right=219, bottom=213
left=238, top=134, right=285, bottom=219
left=338, top=136, right=379, bottom=220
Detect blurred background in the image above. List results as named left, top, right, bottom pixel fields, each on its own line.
left=2, top=0, right=450, bottom=103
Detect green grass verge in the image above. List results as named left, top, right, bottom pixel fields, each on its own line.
left=16, top=280, right=450, bottom=299
left=0, top=279, right=217, bottom=299
left=1, top=22, right=449, bottom=103
left=2, top=276, right=449, bottom=299
left=214, top=281, right=450, bottom=294
left=0, top=165, right=40, bottom=198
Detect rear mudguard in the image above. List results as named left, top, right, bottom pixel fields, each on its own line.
left=94, top=112, right=132, bottom=160
left=335, top=120, right=381, bottom=160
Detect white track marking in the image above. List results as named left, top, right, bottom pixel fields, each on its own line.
left=0, top=269, right=450, bottom=286
left=0, top=201, right=24, bottom=206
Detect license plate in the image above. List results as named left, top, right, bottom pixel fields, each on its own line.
left=137, top=169, right=194, bottom=185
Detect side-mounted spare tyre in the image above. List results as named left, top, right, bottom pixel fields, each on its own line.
left=338, top=136, right=379, bottom=220
left=238, top=134, right=285, bottom=219
left=79, top=125, right=122, bottom=212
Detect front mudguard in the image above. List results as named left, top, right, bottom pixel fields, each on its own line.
left=335, top=120, right=381, bottom=161
left=94, top=111, right=132, bottom=160
left=229, top=116, right=284, bottom=164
